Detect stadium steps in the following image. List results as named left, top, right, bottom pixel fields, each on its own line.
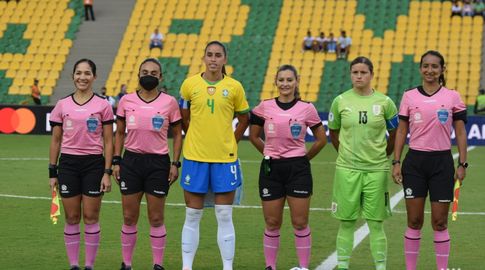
left=51, top=0, right=136, bottom=104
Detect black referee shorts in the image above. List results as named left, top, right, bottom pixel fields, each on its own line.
left=58, top=153, right=105, bottom=198
left=259, top=156, right=313, bottom=201
left=402, top=149, right=455, bottom=202
left=119, top=150, right=171, bottom=197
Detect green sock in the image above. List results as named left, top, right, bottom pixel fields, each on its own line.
left=336, top=220, right=356, bottom=269
left=367, top=220, right=387, bottom=270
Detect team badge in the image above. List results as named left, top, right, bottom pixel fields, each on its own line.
left=152, top=114, right=164, bottom=131
left=207, top=86, right=216, bottom=96
left=86, top=115, right=99, bottom=133
left=184, top=175, right=191, bottom=185
left=372, top=104, right=381, bottom=115
left=263, top=188, right=268, bottom=195
left=290, top=122, right=302, bottom=139
left=328, top=112, right=334, bottom=121
left=437, top=108, right=449, bottom=124
left=222, top=89, right=229, bottom=97
left=405, top=188, right=413, bottom=196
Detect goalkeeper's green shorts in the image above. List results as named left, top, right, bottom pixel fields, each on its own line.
left=331, top=167, right=391, bottom=221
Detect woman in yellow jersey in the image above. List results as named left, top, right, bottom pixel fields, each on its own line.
left=178, top=41, right=250, bottom=270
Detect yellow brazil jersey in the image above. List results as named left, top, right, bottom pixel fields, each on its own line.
left=180, top=73, right=250, bottom=162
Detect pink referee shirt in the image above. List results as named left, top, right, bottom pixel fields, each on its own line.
left=399, top=86, right=467, bottom=151
left=50, top=94, right=114, bottom=155
left=252, top=99, right=322, bottom=158
left=117, top=91, right=181, bottom=155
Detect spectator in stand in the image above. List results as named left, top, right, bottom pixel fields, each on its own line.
left=31, top=79, right=41, bottom=105
left=150, top=29, right=164, bottom=50
left=337, top=30, right=352, bottom=59
left=463, top=0, right=474, bottom=16
left=84, top=0, right=95, bottom=21
left=327, top=33, right=337, bottom=53
left=115, top=84, right=127, bottom=108
left=100, top=86, right=116, bottom=109
left=474, top=89, right=485, bottom=115
left=302, top=31, right=314, bottom=51
left=451, top=1, right=462, bottom=17
left=316, top=32, right=328, bottom=52
left=473, top=0, right=485, bottom=17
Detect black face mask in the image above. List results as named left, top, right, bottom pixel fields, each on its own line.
left=139, top=75, right=159, bottom=91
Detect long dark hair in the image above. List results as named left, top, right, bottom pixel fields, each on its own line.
left=138, top=58, right=162, bottom=77
left=204, top=40, right=227, bottom=75
left=276, top=64, right=300, bottom=100
left=350, top=56, right=374, bottom=74
left=420, top=50, right=446, bottom=86
left=73, top=58, right=96, bottom=76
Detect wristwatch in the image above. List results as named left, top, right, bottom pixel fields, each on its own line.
left=171, top=161, right=181, bottom=168
left=104, top=168, right=113, bottom=175
left=391, top=160, right=401, bottom=165
left=457, top=161, right=468, bottom=168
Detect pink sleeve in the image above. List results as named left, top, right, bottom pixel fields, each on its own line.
left=116, top=97, right=126, bottom=118
left=101, top=102, right=114, bottom=124
left=251, top=101, right=265, bottom=118
left=398, top=92, right=409, bottom=117
left=49, top=102, right=63, bottom=124
left=452, top=92, right=466, bottom=113
left=169, top=97, right=182, bottom=123
left=306, top=104, right=322, bottom=127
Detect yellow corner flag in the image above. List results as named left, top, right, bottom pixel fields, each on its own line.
left=451, top=180, right=461, bottom=221
left=50, top=187, right=61, bottom=224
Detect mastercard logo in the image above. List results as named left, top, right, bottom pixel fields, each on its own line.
left=0, top=108, right=36, bottom=134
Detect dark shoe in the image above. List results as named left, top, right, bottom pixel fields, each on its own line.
left=120, top=262, right=132, bottom=270
left=153, top=264, right=164, bottom=270
left=84, top=267, right=93, bottom=270
left=70, top=267, right=80, bottom=270
left=265, top=267, right=273, bottom=270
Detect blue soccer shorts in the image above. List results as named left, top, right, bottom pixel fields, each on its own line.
left=180, top=158, right=242, bottom=194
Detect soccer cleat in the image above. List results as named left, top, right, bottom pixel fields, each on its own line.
left=84, top=267, right=93, bottom=270
left=289, top=268, right=300, bottom=270
left=264, top=267, right=273, bottom=270
left=70, top=267, right=80, bottom=270
left=120, top=262, right=132, bottom=270
left=153, top=264, right=165, bottom=270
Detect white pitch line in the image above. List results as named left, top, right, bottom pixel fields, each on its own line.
left=2, top=193, right=485, bottom=217
left=316, top=146, right=476, bottom=270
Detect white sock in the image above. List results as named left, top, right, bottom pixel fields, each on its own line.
left=181, top=207, right=203, bottom=270
left=215, top=204, right=235, bottom=270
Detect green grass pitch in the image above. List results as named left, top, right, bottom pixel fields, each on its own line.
left=0, top=134, right=483, bottom=269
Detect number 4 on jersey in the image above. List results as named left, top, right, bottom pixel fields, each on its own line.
left=207, top=98, right=215, bottom=114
